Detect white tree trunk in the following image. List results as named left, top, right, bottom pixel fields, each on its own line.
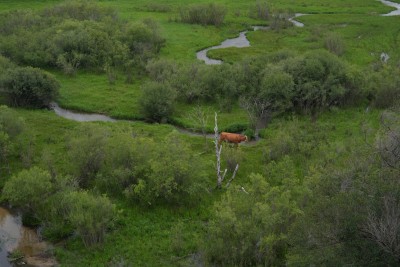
left=214, top=113, right=224, bottom=188
left=226, top=164, right=239, bottom=188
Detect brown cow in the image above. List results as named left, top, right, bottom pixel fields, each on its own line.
left=218, top=132, right=248, bottom=146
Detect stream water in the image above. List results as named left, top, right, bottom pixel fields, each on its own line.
left=0, top=207, right=56, bottom=267
left=51, top=102, right=116, bottom=122
left=196, top=26, right=270, bottom=65
left=288, top=13, right=307, bottom=27
left=380, top=0, right=400, bottom=16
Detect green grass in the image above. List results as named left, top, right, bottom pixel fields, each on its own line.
left=6, top=101, right=382, bottom=267
left=54, top=71, right=144, bottom=120
left=0, top=0, right=397, bottom=265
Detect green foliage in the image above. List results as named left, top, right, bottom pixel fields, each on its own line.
left=263, top=117, right=328, bottom=162
left=0, top=131, right=10, bottom=172
left=0, top=55, right=15, bottom=80
left=0, top=1, right=164, bottom=73
left=2, top=165, right=115, bottom=246
left=249, top=1, right=270, bottom=20
left=146, top=59, right=177, bottom=83
left=0, top=105, right=28, bottom=172
left=366, top=67, right=400, bottom=108
left=2, top=167, right=53, bottom=214
left=179, top=3, right=227, bottom=26
left=324, top=32, right=345, bottom=56
left=0, top=105, right=26, bottom=138
left=222, top=123, right=248, bottom=133
left=62, top=190, right=116, bottom=247
left=222, top=147, right=244, bottom=172
left=283, top=50, right=352, bottom=119
left=1, top=67, right=59, bottom=108
left=124, top=133, right=207, bottom=205
left=243, top=128, right=255, bottom=140
left=41, top=1, right=118, bottom=21
left=139, top=81, right=177, bottom=122
left=288, top=111, right=400, bottom=266
left=67, top=125, right=108, bottom=187
left=204, top=171, right=307, bottom=266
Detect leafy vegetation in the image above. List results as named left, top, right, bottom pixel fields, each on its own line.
left=0, top=0, right=399, bottom=266
left=1, top=66, right=59, bottom=108
left=179, top=3, right=227, bottom=26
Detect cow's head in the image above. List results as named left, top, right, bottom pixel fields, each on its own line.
left=244, top=135, right=248, bottom=142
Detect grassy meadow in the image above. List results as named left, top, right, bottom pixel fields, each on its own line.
left=0, top=0, right=399, bottom=266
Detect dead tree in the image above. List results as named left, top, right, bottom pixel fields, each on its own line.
left=363, top=196, right=400, bottom=261
left=214, top=112, right=239, bottom=189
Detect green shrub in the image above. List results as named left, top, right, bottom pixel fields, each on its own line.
left=367, top=67, right=400, bottom=108
left=2, top=167, right=53, bottom=215
left=67, top=125, right=108, bottom=187
left=1, top=67, right=59, bottom=108
left=124, top=133, right=207, bottom=205
left=243, top=128, right=256, bottom=140
left=283, top=50, right=350, bottom=119
left=204, top=172, right=304, bottom=266
left=62, top=190, right=116, bottom=247
left=179, top=3, right=227, bottom=26
left=144, top=3, right=172, bottom=12
left=0, top=105, right=25, bottom=138
left=249, top=1, right=270, bottom=20
left=324, top=32, right=345, bottom=56
left=41, top=1, right=118, bottom=21
left=139, top=81, right=177, bottom=122
left=222, top=123, right=248, bottom=133
left=0, top=2, right=164, bottom=73
left=146, top=59, right=177, bottom=82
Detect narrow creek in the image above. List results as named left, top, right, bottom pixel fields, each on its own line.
left=380, top=0, right=400, bottom=16
left=0, top=207, right=57, bottom=267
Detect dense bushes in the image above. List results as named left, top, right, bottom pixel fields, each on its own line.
left=66, top=126, right=207, bottom=205
left=179, top=3, right=226, bottom=26
left=139, top=82, right=177, bottom=122
left=0, top=105, right=30, bottom=172
left=0, top=1, right=164, bottom=74
left=2, top=166, right=116, bottom=246
left=61, top=190, right=116, bottom=247
left=366, top=66, right=400, bottom=108
left=204, top=110, right=400, bottom=266
left=204, top=168, right=305, bottom=266
left=1, top=67, right=59, bottom=108
left=324, top=32, right=345, bottom=56
left=145, top=50, right=361, bottom=126
left=123, top=133, right=207, bottom=205
left=67, top=125, right=108, bottom=187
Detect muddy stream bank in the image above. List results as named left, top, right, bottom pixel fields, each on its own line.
left=0, top=207, right=57, bottom=267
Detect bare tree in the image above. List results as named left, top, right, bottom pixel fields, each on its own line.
left=377, top=111, right=400, bottom=169
left=363, top=196, right=400, bottom=261
left=239, top=96, right=271, bottom=138
left=214, top=112, right=239, bottom=189
left=188, top=105, right=209, bottom=150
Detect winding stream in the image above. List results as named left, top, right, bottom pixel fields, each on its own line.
left=196, top=26, right=268, bottom=65
left=380, top=0, right=400, bottom=16
left=51, top=102, right=116, bottom=122
left=288, top=13, right=307, bottom=27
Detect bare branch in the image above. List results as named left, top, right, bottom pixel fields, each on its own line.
left=226, top=164, right=239, bottom=188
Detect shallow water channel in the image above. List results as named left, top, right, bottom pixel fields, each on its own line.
left=0, top=207, right=56, bottom=267
left=380, top=0, right=400, bottom=16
